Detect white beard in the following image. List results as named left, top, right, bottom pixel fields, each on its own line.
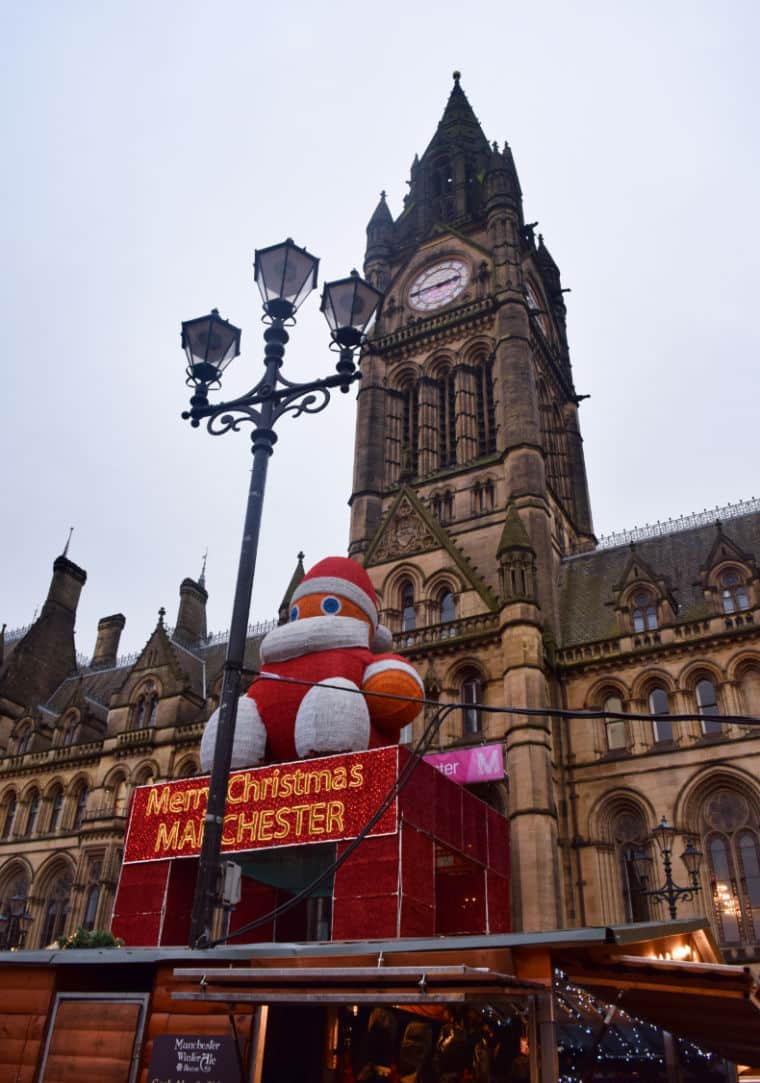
left=260, top=615, right=370, bottom=664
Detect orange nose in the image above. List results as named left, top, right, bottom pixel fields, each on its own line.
left=290, top=592, right=372, bottom=628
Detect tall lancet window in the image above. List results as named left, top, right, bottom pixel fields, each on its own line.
left=476, top=358, right=496, bottom=457
left=401, top=383, right=419, bottom=477
left=437, top=371, right=457, bottom=468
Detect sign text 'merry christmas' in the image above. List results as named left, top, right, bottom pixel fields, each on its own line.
left=123, top=747, right=399, bottom=863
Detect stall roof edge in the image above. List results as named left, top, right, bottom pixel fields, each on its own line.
left=0, top=919, right=712, bottom=967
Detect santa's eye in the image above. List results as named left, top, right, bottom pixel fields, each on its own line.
left=290, top=605, right=299, bottom=622
left=321, top=596, right=341, bottom=615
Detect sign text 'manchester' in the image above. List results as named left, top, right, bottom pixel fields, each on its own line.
left=123, top=747, right=399, bottom=863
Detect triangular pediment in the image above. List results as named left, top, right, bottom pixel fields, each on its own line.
left=112, top=615, right=190, bottom=702
left=613, top=549, right=667, bottom=597
left=611, top=548, right=677, bottom=615
left=364, top=486, right=498, bottom=610
left=700, top=524, right=756, bottom=579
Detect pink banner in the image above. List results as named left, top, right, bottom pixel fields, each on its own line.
left=423, top=743, right=504, bottom=784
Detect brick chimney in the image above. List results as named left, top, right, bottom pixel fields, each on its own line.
left=90, top=614, right=126, bottom=669
left=174, top=578, right=208, bottom=646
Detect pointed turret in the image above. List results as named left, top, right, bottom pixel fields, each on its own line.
left=498, top=505, right=538, bottom=603
left=483, top=141, right=522, bottom=218
left=278, top=552, right=306, bottom=625
left=364, top=191, right=394, bottom=289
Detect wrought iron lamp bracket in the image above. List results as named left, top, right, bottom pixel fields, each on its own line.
left=183, top=367, right=362, bottom=439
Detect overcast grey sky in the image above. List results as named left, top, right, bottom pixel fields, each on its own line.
left=2, top=1, right=758, bottom=657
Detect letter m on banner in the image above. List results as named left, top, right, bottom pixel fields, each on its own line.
left=475, top=746, right=503, bottom=781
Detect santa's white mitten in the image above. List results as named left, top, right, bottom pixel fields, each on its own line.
left=200, top=695, right=267, bottom=772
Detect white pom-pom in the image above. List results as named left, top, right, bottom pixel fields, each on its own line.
left=370, top=624, right=393, bottom=653
left=200, top=695, right=267, bottom=772
left=294, top=677, right=370, bottom=758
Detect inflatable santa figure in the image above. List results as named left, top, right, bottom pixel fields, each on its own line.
left=200, top=557, right=425, bottom=770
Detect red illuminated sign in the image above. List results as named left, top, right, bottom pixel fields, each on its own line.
left=123, top=747, right=399, bottom=863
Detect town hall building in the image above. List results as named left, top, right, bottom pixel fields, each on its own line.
left=1, top=75, right=760, bottom=962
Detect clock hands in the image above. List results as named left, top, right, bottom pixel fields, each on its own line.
left=409, top=273, right=461, bottom=301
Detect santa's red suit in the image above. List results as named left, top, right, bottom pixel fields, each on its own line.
left=200, top=558, right=424, bottom=771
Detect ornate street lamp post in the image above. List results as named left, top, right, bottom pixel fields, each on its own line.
left=633, top=816, right=704, bottom=920
left=181, top=239, right=382, bottom=948
left=0, top=890, right=33, bottom=949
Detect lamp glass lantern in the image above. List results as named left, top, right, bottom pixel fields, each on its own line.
left=681, top=839, right=704, bottom=882
left=631, top=846, right=653, bottom=884
left=182, top=309, right=241, bottom=387
left=254, top=238, right=319, bottom=320
left=652, top=815, right=676, bottom=854
left=320, top=270, right=383, bottom=349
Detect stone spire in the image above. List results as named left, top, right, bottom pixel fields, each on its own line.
left=498, top=505, right=538, bottom=603
left=434, top=70, right=490, bottom=150
left=364, top=191, right=394, bottom=288
left=278, top=552, right=306, bottom=626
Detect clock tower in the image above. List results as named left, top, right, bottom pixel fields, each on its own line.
left=348, top=74, right=594, bottom=931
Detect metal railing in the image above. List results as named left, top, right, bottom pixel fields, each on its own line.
left=596, top=496, right=760, bottom=551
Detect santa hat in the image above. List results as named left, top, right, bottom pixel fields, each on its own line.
left=291, top=556, right=393, bottom=652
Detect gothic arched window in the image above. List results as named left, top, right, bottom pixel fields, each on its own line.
left=439, top=590, right=456, bottom=625
left=72, top=785, right=88, bottom=830
left=721, top=569, right=750, bottom=614
left=738, top=665, right=760, bottom=716
left=632, top=591, right=658, bottom=633
left=133, top=696, right=146, bottom=730
left=1, top=793, right=17, bottom=840
left=701, top=789, right=760, bottom=950
left=15, top=724, right=32, bottom=756
left=0, top=872, right=30, bottom=950
left=402, top=384, right=419, bottom=477
left=613, top=809, right=651, bottom=923
left=476, top=359, right=496, bottom=457
left=24, top=790, right=40, bottom=837
left=48, top=786, right=64, bottom=833
left=696, top=678, right=722, bottom=736
left=603, top=694, right=628, bottom=753
left=437, top=372, right=457, bottom=468
left=461, top=671, right=483, bottom=735
left=147, top=692, right=159, bottom=727
left=432, top=491, right=454, bottom=523
left=648, top=687, right=673, bottom=743
left=113, top=778, right=128, bottom=817
left=400, top=581, right=416, bottom=632
left=41, top=871, right=73, bottom=948
left=82, top=859, right=102, bottom=932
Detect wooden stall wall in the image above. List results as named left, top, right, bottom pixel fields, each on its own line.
left=138, top=963, right=253, bottom=1082
left=0, top=965, right=54, bottom=1083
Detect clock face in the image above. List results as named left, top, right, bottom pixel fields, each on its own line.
left=407, top=259, right=469, bottom=312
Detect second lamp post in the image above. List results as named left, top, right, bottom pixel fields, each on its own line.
left=633, top=816, right=704, bottom=920
left=181, top=238, right=381, bottom=948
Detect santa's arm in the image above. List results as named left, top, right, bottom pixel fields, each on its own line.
left=361, top=656, right=425, bottom=735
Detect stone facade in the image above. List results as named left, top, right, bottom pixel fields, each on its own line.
left=2, top=76, right=760, bottom=961
left=349, top=76, right=760, bottom=959
left=0, top=555, right=269, bottom=949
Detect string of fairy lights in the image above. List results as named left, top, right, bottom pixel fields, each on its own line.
left=553, top=971, right=721, bottom=1080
